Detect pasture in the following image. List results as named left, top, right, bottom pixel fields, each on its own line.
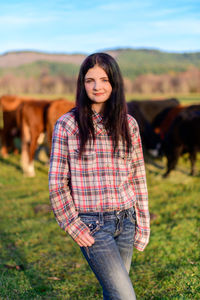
left=0, top=94, right=200, bottom=299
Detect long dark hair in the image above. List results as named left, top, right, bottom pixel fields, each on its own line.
left=75, top=52, right=131, bottom=154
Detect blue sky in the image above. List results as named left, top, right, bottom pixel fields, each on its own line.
left=1, top=0, right=200, bottom=54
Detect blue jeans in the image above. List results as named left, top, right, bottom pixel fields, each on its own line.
left=79, top=207, right=137, bottom=300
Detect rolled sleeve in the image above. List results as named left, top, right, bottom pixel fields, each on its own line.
left=48, top=120, right=87, bottom=240
left=67, top=218, right=89, bottom=240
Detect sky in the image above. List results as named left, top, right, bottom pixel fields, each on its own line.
left=1, top=0, right=200, bottom=55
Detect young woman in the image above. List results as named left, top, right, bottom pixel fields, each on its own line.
left=49, top=53, right=150, bottom=299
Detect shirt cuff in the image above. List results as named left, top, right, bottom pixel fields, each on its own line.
left=134, top=226, right=150, bottom=251
left=66, top=217, right=89, bottom=241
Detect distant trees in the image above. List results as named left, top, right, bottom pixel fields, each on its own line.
left=0, top=66, right=199, bottom=95
left=0, top=73, right=77, bottom=95
left=126, top=67, right=200, bottom=94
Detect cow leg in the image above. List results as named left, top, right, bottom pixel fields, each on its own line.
left=46, top=120, right=52, bottom=156
left=1, top=145, right=9, bottom=158
left=1, top=130, right=10, bottom=158
left=21, top=122, right=35, bottom=177
left=21, top=142, right=30, bottom=176
left=25, top=133, right=39, bottom=177
left=163, top=147, right=182, bottom=177
left=189, top=150, right=196, bottom=176
left=21, top=142, right=35, bottom=177
left=28, top=127, right=44, bottom=176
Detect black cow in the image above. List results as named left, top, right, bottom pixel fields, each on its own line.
left=128, top=98, right=180, bottom=123
left=127, top=101, right=161, bottom=156
left=162, top=107, right=200, bottom=177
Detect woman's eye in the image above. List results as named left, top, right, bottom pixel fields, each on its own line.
left=85, top=79, right=92, bottom=83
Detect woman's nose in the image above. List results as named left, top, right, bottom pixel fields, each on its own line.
left=94, top=80, right=101, bottom=90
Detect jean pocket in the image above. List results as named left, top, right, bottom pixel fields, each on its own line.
left=80, top=217, right=101, bottom=236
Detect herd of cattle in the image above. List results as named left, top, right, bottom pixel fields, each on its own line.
left=0, top=95, right=200, bottom=178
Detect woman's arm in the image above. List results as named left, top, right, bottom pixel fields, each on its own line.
left=48, top=120, right=90, bottom=242
left=130, top=118, right=150, bottom=251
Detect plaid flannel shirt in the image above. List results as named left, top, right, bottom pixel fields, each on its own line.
left=49, top=109, right=150, bottom=251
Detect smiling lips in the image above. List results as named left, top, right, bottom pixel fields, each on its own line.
left=94, top=92, right=104, bottom=96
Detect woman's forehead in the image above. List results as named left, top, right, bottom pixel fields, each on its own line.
left=85, top=65, right=108, bottom=78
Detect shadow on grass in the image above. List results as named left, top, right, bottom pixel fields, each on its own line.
left=35, top=163, right=49, bottom=175
left=0, top=156, right=21, bottom=172
left=0, top=229, right=53, bottom=299
left=145, top=154, right=200, bottom=178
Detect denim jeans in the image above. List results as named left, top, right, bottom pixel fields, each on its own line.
left=79, top=207, right=137, bottom=300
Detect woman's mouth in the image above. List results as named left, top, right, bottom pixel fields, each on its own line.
left=94, top=93, right=104, bottom=96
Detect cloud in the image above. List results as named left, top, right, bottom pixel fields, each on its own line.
left=153, top=19, right=200, bottom=35
left=0, top=15, right=57, bottom=26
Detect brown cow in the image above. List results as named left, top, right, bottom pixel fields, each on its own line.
left=0, top=95, right=30, bottom=157
left=46, top=99, right=75, bottom=153
left=21, top=99, right=52, bottom=177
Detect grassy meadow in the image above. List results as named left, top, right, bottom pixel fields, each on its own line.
left=18, top=92, right=200, bottom=104
left=0, top=94, right=200, bottom=299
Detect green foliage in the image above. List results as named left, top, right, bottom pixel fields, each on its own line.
left=116, top=49, right=200, bottom=79
left=0, top=60, right=80, bottom=79
left=1, top=49, right=200, bottom=81
left=0, top=151, right=199, bottom=299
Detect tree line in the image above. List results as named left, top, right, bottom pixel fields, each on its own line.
left=0, top=66, right=199, bottom=95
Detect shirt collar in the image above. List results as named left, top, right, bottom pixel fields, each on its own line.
left=92, top=110, right=103, bottom=124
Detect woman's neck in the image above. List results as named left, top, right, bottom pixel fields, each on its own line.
left=91, top=103, right=105, bottom=114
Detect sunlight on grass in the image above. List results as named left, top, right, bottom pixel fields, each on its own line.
left=0, top=151, right=199, bottom=299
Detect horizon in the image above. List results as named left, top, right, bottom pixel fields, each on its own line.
left=1, top=47, right=200, bottom=57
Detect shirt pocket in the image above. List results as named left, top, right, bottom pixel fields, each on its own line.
left=115, top=149, right=132, bottom=176
left=74, top=149, right=96, bottom=167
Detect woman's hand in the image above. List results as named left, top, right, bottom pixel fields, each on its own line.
left=75, top=231, right=95, bottom=247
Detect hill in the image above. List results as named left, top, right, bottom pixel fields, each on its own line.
left=116, top=49, right=200, bottom=79
left=1, top=49, right=200, bottom=79
left=0, top=49, right=200, bottom=94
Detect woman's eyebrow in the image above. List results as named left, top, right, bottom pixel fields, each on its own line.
left=85, top=76, right=109, bottom=79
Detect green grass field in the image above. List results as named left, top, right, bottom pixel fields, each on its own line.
left=18, top=92, right=200, bottom=104
left=0, top=94, right=200, bottom=299
left=0, top=152, right=199, bottom=299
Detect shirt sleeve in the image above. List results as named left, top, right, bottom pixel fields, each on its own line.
left=130, top=118, right=150, bottom=251
left=48, top=120, right=89, bottom=240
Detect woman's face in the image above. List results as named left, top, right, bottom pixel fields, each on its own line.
left=84, top=64, right=112, bottom=113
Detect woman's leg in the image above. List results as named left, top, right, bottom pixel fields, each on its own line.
left=115, top=208, right=136, bottom=273
left=80, top=211, right=136, bottom=300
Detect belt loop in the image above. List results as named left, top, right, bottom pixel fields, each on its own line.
left=99, top=212, right=104, bottom=226
left=116, top=210, right=121, bottom=218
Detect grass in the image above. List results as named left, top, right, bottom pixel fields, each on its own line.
left=0, top=151, right=199, bottom=299
left=17, top=92, right=200, bottom=105
left=125, top=93, right=200, bottom=104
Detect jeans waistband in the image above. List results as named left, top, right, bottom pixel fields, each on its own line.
left=78, top=207, right=134, bottom=218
